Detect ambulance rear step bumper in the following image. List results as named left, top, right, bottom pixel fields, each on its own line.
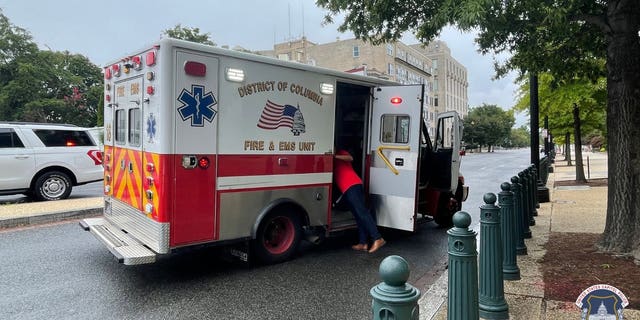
left=80, top=217, right=157, bottom=265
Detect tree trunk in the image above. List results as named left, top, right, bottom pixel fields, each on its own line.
left=597, top=0, right=640, bottom=262
left=572, top=104, right=587, bottom=183
left=565, top=132, right=572, bottom=166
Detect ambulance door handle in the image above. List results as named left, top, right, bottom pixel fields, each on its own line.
left=128, top=162, right=134, bottom=173
left=376, top=145, right=410, bottom=175
left=120, top=160, right=126, bottom=170
left=278, top=158, right=288, bottom=166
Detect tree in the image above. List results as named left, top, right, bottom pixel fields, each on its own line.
left=163, top=24, right=216, bottom=46
left=463, top=104, right=514, bottom=152
left=315, top=0, right=640, bottom=260
left=513, top=73, right=606, bottom=182
left=1, top=11, right=102, bottom=126
left=506, top=126, right=530, bottom=149
left=0, top=9, right=38, bottom=120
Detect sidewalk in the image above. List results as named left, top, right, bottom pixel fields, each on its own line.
left=421, top=151, right=640, bottom=319
left=0, top=196, right=102, bottom=229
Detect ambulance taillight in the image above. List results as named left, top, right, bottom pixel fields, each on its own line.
left=198, top=157, right=210, bottom=169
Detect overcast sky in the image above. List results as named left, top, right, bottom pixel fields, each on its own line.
left=1, top=0, right=525, bottom=125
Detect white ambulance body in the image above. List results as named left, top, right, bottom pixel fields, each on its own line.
left=81, top=38, right=467, bottom=265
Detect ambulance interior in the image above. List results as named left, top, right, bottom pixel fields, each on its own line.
left=330, top=82, right=372, bottom=230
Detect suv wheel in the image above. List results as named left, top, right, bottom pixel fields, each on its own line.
left=34, top=171, right=72, bottom=201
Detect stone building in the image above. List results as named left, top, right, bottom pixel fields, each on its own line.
left=265, top=37, right=468, bottom=135
left=411, top=41, right=469, bottom=118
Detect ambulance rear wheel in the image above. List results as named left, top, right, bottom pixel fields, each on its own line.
left=435, top=192, right=457, bottom=227
left=252, top=210, right=302, bottom=264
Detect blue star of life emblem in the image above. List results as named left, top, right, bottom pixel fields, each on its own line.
left=177, top=85, right=217, bottom=127
left=146, top=113, right=156, bottom=142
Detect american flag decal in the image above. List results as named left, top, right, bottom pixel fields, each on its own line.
left=257, top=100, right=306, bottom=135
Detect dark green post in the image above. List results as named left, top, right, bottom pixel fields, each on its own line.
left=531, top=165, right=541, bottom=210
left=479, top=193, right=509, bottom=319
left=510, top=176, right=528, bottom=255
left=371, top=255, right=421, bottom=320
left=447, top=211, right=479, bottom=320
left=537, top=157, right=551, bottom=203
left=520, top=170, right=536, bottom=228
left=518, top=171, right=533, bottom=237
left=498, top=182, right=521, bottom=280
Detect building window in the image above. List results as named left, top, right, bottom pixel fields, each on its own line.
left=388, top=63, right=394, bottom=76
left=353, top=46, right=360, bottom=57
left=434, top=98, right=438, bottom=107
left=386, top=44, right=394, bottom=56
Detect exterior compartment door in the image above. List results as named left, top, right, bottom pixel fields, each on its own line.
left=369, top=85, right=424, bottom=231
left=172, top=51, right=219, bottom=245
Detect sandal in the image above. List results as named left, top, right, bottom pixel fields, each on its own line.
left=351, top=243, right=369, bottom=251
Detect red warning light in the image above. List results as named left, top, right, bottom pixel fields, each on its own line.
left=184, top=61, right=206, bottom=77
left=198, top=157, right=210, bottom=169
left=390, top=97, right=403, bottom=105
left=146, top=51, right=156, bottom=66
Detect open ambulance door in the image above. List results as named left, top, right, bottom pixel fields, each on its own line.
left=368, top=85, right=424, bottom=232
left=433, top=111, right=463, bottom=194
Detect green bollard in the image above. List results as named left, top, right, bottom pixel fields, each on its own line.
left=371, top=255, right=421, bottom=320
left=518, top=171, right=533, bottom=238
left=521, top=170, right=536, bottom=228
left=527, top=166, right=539, bottom=218
left=498, top=182, right=521, bottom=280
left=447, top=211, right=479, bottom=320
left=511, top=176, right=528, bottom=255
left=479, top=193, right=509, bottom=319
left=531, top=165, right=541, bottom=210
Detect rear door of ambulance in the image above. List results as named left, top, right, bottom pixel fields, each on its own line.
left=109, top=75, right=144, bottom=212
left=368, top=85, right=424, bottom=232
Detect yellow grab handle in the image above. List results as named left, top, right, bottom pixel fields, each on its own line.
left=376, top=145, right=410, bottom=175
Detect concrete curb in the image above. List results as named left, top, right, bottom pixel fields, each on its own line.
left=0, top=207, right=102, bottom=229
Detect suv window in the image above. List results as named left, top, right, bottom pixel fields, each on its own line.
left=0, top=128, right=25, bottom=148
left=33, top=129, right=96, bottom=147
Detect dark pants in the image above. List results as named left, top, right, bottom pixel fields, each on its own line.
left=343, top=184, right=381, bottom=244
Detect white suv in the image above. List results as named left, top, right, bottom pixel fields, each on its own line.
left=0, top=122, right=103, bottom=201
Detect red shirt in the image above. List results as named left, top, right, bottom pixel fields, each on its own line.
left=334, top=150, right=362, bottom=193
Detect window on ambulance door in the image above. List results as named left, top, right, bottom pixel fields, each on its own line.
left=128, top=108, right=141, bottom=146
left=115, top=109, right=126, bottom=144
left=381, top=114, right=410, bottom=144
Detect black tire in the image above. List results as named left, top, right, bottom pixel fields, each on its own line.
left=434, top=183, right=464, bottom=227
left=33, top=171, right=72, bottom=201
left=434, top=192, right=457, bottom=227
left=252, top=210, right=302, bottom=264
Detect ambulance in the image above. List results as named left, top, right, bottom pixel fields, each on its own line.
left=81, top=38, right=468, bottom=265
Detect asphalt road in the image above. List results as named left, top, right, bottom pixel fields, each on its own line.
left=0, top=149, right=533, bottom=320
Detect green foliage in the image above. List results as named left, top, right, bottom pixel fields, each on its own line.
left=163, top=24, right=216, bottom=46
left=0, top=11, right=102, bottom=126
left=513, top=72, right=606, bottom=145
left=503, top=126, right=530, bottom=148
left=462, top=104, right=514, bottom=149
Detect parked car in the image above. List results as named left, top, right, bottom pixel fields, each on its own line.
left=0, top=122, right=103, bottom=201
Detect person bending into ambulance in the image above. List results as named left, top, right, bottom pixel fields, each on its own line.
left=334, top=149, right=386, bottom=253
